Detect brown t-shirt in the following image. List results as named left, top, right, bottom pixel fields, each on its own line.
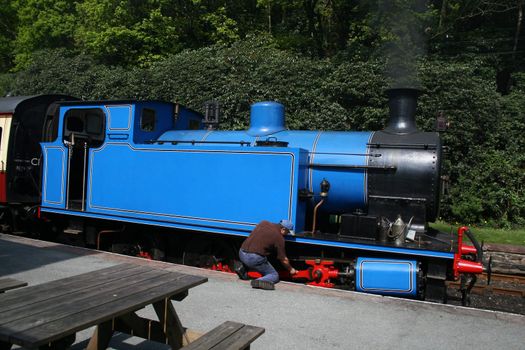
left=241, top=220, right=286, bottom=260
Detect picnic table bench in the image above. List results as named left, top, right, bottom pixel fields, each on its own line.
left=0, top=278, right=27, bottom=293
left=181, top=321, right=264, bottom=350
left=0, top=263, right=263, bottom=350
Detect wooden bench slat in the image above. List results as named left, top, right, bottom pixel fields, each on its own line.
left=0, top=278, right=27, bottom=293
left=0, top=265, right=154, bottom=317
left=211, top=325, right=265, bottom=350
left=0, top=264, right=139, bottom=308
left=182, top=321, right=244, bottom=350
left=0, top=268, right=170, bottom=326
left=182, top=321, right=264, bottom=350
left=7, top=274, right=206, bottom=348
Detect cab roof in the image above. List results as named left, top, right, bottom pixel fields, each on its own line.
left=0, top=95, right=76, bottom=113
left=0, top=96, right=35, bottom=113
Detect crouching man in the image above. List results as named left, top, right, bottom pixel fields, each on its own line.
left=238, top=220, right=297, bottom=290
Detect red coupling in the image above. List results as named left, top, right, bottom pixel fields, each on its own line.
left=453, top=226, right=483, bottom=279
left=457, top=259, right=483, bottom=274
left=461, top=245, right=478, bottom=255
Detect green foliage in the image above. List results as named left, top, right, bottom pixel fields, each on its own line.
left=443, top=71, right=525, bottom=228
left=0, top=0, right=17, bottom=71
left=0, top=73, right=14, bottom=96
left=449, top=151, right=525, bottom=227
left=146, top=36, right=336, bottom=130
left=1, top=0, right=524, bottom=70
left=200, top=6, right=240, bottom=44
left=74, top=0, right=183, bottom=66
left=8, top=49, right=99, bottom=97
left=430, top=221, right=525, bottom=245
left=416, top=56, right=525, bottom=228
left=12, top=0, right=77, bottom=69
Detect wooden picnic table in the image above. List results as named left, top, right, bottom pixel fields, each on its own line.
left=0, top=263, right=208, bottom=350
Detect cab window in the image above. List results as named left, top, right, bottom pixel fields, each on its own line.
left=86, top=112, right=104, bottom=135
left=141, top=108, right=156, bottom=131
left=66, top=116, right=84, bottom=132
left=63, top=108, right=105, bottom=147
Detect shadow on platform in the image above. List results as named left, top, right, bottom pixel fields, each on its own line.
left=0, top=235, right=101, bottom=276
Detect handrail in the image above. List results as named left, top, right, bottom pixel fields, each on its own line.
left=146, top=140, right=252, bottom=146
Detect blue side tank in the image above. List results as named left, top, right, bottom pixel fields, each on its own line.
left=159, top=102, right=373, bottom=213
left=355, top=257, right=419, bottom=297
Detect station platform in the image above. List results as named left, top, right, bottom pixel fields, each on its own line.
left=1, top=233, right=523, bottom=350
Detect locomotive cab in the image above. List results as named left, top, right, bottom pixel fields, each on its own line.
left=62, top=107, right=106, bottom=210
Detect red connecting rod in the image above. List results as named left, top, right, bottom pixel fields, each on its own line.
left=247, top=259, right=340, bottom=288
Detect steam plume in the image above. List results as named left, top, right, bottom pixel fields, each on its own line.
left=376, top=0, right=429, bottom=89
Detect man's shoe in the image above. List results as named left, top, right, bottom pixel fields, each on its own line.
left=234, top=261, right=249, bottom=280
left=251, top=279, right=275, bottom=290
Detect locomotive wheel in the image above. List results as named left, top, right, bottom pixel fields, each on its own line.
left=182, top=238, right=237, bottom=271
left=110, top=242, right=165, bottom=260
left=0, top=207, right=17, bottom=234
left=143, top=232, right=166, bottom=261
left=109, top=232, right=166, bottom=261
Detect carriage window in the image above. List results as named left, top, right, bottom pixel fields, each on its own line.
left=141, top=108, right=156, bottom=131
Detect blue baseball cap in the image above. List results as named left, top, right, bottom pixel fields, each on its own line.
left=279, top=220, right=294, bottom=231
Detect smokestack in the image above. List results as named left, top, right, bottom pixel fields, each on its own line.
left=384, top=88, right=420, bottom=134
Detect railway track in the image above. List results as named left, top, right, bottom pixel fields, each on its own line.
left=487, top=272, right=525, bottom=284
left=447, top=273, right=525, bottom=298
left=445, top=271, right=525, bottom=315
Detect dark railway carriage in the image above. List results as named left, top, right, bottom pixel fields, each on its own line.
left=0, top=90, right=484, bottom=302
left=0, top=95, right=74, bottom=230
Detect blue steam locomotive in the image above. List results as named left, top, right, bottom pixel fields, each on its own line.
left=0, top=89, right=484, bottom=302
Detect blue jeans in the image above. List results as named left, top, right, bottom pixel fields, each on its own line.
left=239, top=249, right=279, bottom=283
